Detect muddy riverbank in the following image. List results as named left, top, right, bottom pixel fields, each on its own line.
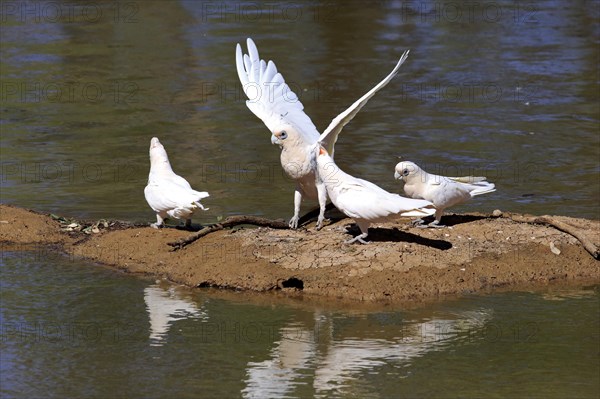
left=1, top=204, right=597, bottom=302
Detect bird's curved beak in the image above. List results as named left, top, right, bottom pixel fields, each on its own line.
left=394, top=171, right=402, bottom=180
left=270, top=134, right=280, bottom=145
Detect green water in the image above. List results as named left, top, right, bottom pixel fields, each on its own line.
left=1, top=1, right=599, bottom=398
left=1, top=251, right=598, bottom=398
left=1, top=1, right=598, bottom=221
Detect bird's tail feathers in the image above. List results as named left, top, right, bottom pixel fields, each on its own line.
left=400, top=205, right=436, bottom=217
left=192, top=201, right=209, bottom=211
left=468, top=182, right=496, bottom=197
left=192, top=191, right=210, bottom=200
left=448, top=176, right=496, bottom=197
left=191, top=191, right=209, bottom=211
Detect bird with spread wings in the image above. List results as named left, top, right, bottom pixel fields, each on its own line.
left=236, top=38, right=409, bottom=229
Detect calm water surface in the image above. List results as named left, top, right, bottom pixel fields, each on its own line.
left=1, top=0, right=598, bottom=220
left=1, top=1, right=599, bottom=398
left=1, top=251, right=598, bottom=398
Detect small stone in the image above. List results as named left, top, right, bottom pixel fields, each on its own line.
left=549, top=241, right=561, bottom=255
left=492, top=209, right=502, bottom=217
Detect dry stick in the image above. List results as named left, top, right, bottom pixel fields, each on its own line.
left=167, top=215, right=288, bottom=250
left=505, top=213, right=599, bottom=260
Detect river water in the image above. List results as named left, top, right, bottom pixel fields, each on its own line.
left=1, top=1, right=598, bottom=398
left=1, top=251, right=598, bottom=398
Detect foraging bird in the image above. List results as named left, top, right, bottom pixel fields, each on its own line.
left=316, top=147, right=435, bottom=244
left=236, top=38, right=410, bottom=230
left=144, top=137, right=209, bottom=228
left=394, top=161, right=496, bottom=228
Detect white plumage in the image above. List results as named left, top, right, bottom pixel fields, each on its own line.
left=394, top=161, right=496, bottom=227
left=317, top=148, right=435, bottom=244
left=236, top=38, right=410, bottom=229
left=144, top=137, right=209, bottom=228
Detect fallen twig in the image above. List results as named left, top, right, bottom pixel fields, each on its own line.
left=504, top=213, right=599, bottom=260
left=167, top=215, right=288, bottom=250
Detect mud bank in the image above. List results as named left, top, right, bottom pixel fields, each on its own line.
left=1, top=204, right=598, bottom=302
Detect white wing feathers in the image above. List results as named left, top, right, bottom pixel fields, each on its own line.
left=449, top=176, right=488, bottom=183
left=236, top=39, right=320, bottom=142
left=329, top=168, right=435, bottom=221
left=336, top=183, right=434, bottom=221
left=237, top=38, right=411, bottom=157
left=145, top=177, right=209, bottom=217
left=319, top=50, right=410, bottom=157
left=446, top=176, right=496, bottom=197
left=145, top=137, right=209, bottom=221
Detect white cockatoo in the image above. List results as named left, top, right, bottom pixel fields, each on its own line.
left=316, top=147, right=435, bottom=244
left=394, top=161, right=496, bottom=227
left=144, top=137, right=209, bottom=228
left=236, top=38, right=410, bottom=230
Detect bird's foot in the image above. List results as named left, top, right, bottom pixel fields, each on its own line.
left=344, top=233, right=369, bottom=245
left=150, top=222, right=163, bottom=229
left=411, top=218, right=425, bottom=227
left=175, top=220, right=196, bottom=231
left=416, top=220, right=445, bottom=228
left=315, top=216, right=329, bottom=231
left=289, top=216, right=299, bottom=229
left=427, top=220, right=446, bottom=228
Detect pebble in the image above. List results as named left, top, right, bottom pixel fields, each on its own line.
left=550, top=241, right=561, bottom=255
left=492, top=209, right=502, bottom=217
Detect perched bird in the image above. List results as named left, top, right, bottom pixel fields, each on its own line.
left=236, top=38, right=410, bottom=230
left=144, top=137, right=209, bottom=228
left=316, top=147, right=435, bottom=244
left=394, top=161, right=496, bottom=228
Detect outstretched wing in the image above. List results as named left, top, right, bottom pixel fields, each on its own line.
left=236, top=38, right=320, bottom=143
left=318, top=50, right=410, bottom=158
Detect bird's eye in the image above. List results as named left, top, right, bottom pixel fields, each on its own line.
left=403, top=169, right=409, bottom=176
left=280, top=131, right=288, bottom=139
